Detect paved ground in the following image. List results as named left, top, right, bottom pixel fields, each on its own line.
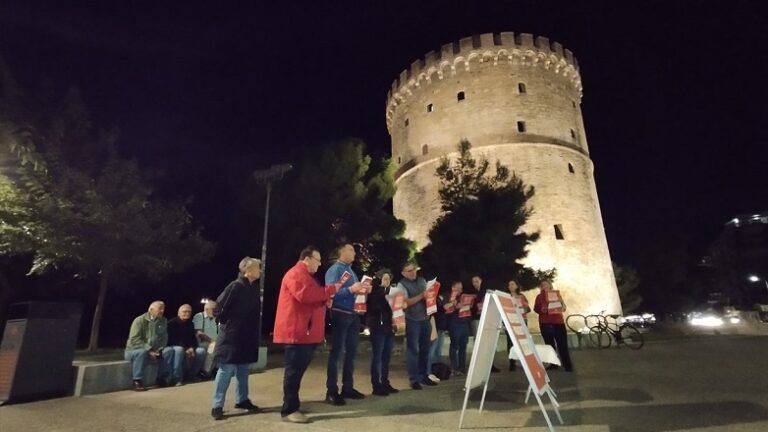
left=1, top=333, right=768, bottom=432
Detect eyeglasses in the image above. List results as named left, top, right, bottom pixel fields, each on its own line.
left=311, top=256, right=322, bottom=263
left=403, top=268, right=417, bottom=273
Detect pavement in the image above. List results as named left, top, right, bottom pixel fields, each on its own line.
left=2, top=333, right=768, bottom=432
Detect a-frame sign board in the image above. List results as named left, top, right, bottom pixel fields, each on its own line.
left=458, top=290, right=563, bottom=432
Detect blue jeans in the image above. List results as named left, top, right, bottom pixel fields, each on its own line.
left=405, top=318, right=431, bottom=383
left=124, top=348, right=171, bottom=382
left=448, top=319, right=470, bottom=372
left=326, top=311, right=360, bottom=394
left=429, top=330, right=445, bottom=368
left=162, top=346, right=207, bottom=380
left=369, top=326, right=394, bottom=390
left=211, top=363, right=250, bottom=409
left=283, top=344, right=317, bottom=416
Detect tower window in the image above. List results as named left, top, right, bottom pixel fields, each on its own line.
left=422, top=144, right=429, bottom=155
left=572, top=100, right=576, bottom=108
left=517, top=121, right=526, bottom=133
left=427, top=104, right=434, bottom=112
left=518, top=83, right=527, bottom=93
left=457, top=91, right=465, bottom=102
left=554, top=224, right=565, bottom=240
left=397, top=156, right=401, bottom=164
left=493, top=33, right=502, bottom=46
left=568, top=163, right=575, bottom=174
left=570, top=129, right=576, bottom=138
left=405, top=118, right=409, bottom=127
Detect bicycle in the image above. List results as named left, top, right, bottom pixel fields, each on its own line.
left=588, top=313, right=644, bottom=350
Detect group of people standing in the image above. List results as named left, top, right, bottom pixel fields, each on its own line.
left=123, top=243, right=573, bottom=425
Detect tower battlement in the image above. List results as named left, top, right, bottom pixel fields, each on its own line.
left=385, top=32, right=582, bottom=132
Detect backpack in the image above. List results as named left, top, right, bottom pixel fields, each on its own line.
left=431, top=362, right=452, bottom=380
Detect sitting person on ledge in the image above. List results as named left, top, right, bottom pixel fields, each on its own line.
left=124, top=300, right=172, bottom=391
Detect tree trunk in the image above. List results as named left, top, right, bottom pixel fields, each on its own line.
left=87, top=271, right=109, bottom=352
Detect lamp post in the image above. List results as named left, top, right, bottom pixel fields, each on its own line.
left=253, top=163, right=293, bottom=329
left=747, top=275, right=768, bottom=293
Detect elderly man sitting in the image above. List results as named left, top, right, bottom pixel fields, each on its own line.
left=193, top=300, right=219, bottom=378
left=165, top=304, right=207, bottom=386
left=124, top=301, right=173, bottom=391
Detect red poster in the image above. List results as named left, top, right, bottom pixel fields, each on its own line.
left=546, top=290, right=563, bottom=314
left=390, top=293, right=406, bottom=326
left=458, top=294, right=476, bottom=318
left=499, top=295, right=547, bottom=393
left=355, top=275, right=373, bottom=314
left=425, top=280, right=440, bottom=315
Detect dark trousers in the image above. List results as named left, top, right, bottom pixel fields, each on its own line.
left=448, top=319, right=469, bottom=372
left=369, top=325, right=394, bottom=390
left=326, top=311, right=360, bottom=394
left=540, top=323, right=573, bottom=371
left=405, top=318, right=431, bottom=383
left=282, top=344, right=317, bottom=416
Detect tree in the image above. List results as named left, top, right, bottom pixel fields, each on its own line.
left=419, top=140, right=548, bottom=289
left=0, top=63, right=215, bottom=350
left=614, top=261, right=642, bottom=313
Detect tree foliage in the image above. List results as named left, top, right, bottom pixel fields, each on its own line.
left=613, top=261, right=642, bottom=313
left=419, top=140, right=548, bottom=289
left=267, top=138, right=414, bottom=275
left=0, top=61, right=215, bottom=349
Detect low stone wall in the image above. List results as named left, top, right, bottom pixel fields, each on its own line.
left=72, top=347, right=268, bottom=397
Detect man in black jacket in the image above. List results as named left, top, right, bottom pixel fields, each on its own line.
left=164, top=304, right=206, bottom=385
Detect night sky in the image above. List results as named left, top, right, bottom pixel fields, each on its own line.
left=2, top=0, right=767, bottom=267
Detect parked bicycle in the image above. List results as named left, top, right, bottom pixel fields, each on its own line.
left=566, top=312, right=644, bottom=350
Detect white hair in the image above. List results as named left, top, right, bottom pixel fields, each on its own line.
left=238, top=256, right=262, bottom=273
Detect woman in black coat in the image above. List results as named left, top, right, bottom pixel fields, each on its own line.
left=366, top=268, right=398, bottom=396
left=210, top=257, right=262, bottom=420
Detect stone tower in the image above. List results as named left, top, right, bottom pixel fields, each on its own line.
left=386, top=32, right=621, bottom=316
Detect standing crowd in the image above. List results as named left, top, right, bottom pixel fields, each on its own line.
left=123, top=243, right=573, bottom=424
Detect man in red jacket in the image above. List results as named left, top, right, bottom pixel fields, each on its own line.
left=273, top=246, right=339, bottom=424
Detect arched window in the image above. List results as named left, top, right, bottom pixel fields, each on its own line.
left=422, top=144, right=429, bottom=155
left=427, top=104, right=434, bottom=112
left=518, top=82, right=527, bottom=93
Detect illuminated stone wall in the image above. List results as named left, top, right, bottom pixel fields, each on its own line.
left=386, top=32, right=621, bottom=317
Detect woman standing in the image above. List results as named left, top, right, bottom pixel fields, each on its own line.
left=533, top=280, right=573, bottom=372
left=446, top=281, right=471, bottom=376
left=366, top=268, right=399, bottom=396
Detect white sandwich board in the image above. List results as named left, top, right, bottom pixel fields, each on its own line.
left=458, top=290, right=563, bottom=432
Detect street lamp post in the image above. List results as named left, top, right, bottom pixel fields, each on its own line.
left=253, top=163, right=293, bottom=333
left=748, top=275, right=768, bottom=293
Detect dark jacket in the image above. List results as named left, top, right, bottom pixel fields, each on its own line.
left=213, top=275, right=261, bottom=364
left=433, top=286, right=450, bottom=331
left=167, top=317, right=198, bottom=349
left=366, top=280, right=393, bottom=329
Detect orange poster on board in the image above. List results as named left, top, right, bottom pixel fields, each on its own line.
left=498, top=295, right=547, bottom=393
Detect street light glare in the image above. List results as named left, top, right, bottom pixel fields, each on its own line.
left=748, top=275, right=760, bottom=282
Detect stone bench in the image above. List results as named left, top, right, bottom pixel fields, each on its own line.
left=71, top=347, right=267, bottom=396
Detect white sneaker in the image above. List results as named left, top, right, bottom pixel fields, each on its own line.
left=283, top=411, right=309, bottom=424
left=428, top=373, right=441, bottom=383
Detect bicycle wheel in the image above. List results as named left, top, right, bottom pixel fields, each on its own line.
left=585, top=314, right=602, bottom=329
left=619, top=325, right=644, bottom=350
left=566, top=314, right=588, bottom=334
left=588, top=326, right=611, bottom=349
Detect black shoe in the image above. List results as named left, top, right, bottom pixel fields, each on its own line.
left=420, top=379, right=437, bottom=386
left=325, top=392, right=346, bottom=406
left=341, top=388, right=366, bottom=400
left=509, top=361, right=517, bottom=371
left=545, top=364, right=560, bottom=371
left=384, top=383, right=399, bottom=394
left=234, top=399, right=260, bottom=412
left=410, top=382, right=422, bottom=390
left=133, top=380, right=147, bottom=392
left=491, top=365, right=500, bottom=373
left=156, top=378, right=169, bottom=388
left=211, top=407, right=224, bottom=420
left=372, top=387, right=389, bottom=396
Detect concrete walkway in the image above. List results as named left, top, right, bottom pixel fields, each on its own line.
left=2, top=334, right=768, bottom=432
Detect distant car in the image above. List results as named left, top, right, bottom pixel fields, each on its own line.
left=621, top=313, right=656, bottom=328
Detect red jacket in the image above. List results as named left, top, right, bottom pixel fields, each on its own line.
left=534, top=291, right=565, bottom=325
left=273, top=261, right=334, bottom=344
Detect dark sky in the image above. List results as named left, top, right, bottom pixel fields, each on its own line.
left=2, top=0, right=767, bottom=265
